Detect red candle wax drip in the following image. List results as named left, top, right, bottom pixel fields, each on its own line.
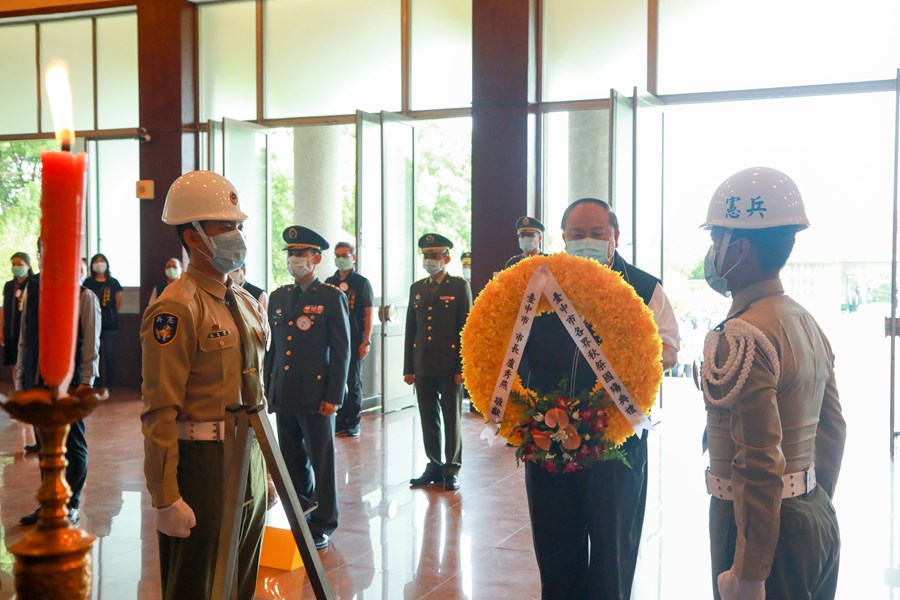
left=38, top=143, right=87, bottom=389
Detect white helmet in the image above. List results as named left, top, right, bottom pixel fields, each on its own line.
left=161, top=170, right=248, bottom=225
left=702, top=166, right=809, bottom=231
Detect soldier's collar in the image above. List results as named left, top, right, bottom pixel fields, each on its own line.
left=187, top=265, right=227, bottom=300
left=729, top=277, right=784, bottom=315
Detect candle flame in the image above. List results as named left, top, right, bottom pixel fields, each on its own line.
left=46, top=62, right=74, bottom=149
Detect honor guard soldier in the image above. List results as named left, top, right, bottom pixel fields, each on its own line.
left=700, top=168, right=846, bottom=600
left=404, top=233, right=473, bottom=491
left=141, top=171, right=269, bottom=600
left=504, top=216, right=547, bottom=268
left=325, top=241, right=374, bottom=437
left=265, top=226, right=351, bottom=550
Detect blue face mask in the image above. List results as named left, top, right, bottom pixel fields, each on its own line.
left=565, top=238, right=612, bottom=263
left=192, top=222, right=247, bottom=275
left=703, top=230, right=741, bottom=297
left=12, top=265, right=28, bottom=279
left=423, top=258, right=444, bottom=276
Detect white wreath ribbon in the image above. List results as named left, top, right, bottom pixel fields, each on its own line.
left=701, top=318, right=781, bottom=408
left=481, top=265, right=653, bottom=444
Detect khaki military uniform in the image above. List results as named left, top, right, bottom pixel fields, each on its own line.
left=704, top=278, right=846, bottom=598
left=141, top=265, right=269, bottom=600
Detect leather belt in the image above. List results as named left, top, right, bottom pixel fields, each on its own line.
left=177, top=420, right=225, bottom=442
left=706, top=465, right=816, bottom=501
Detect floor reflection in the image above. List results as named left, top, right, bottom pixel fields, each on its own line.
left=0, top=368, right=897, bottom=599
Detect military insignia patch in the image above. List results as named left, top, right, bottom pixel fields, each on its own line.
left=153, top=313, right=179, bottom=346
left=339, top=282, right=349, bottom=292
left=229, top=191, right=239, bottom=205
left=297, top=316, right=313, bottom=331
left=289, top=227, right=298, bottom=240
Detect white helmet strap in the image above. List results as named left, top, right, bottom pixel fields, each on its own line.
left=191, top=221, right=217, bottom=260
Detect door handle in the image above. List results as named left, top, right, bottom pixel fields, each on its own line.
left=379, top=304, right=397, bottom=323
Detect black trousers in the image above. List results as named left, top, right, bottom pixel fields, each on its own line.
left=414, top=375, right=462, bottom=476
left=276, top=411, right=338, bottom=535
left=98, top=329, right=118, bottom=387
left=64, top=419, right=88, bottom=509
left=336, top=346, right=363, bottom=429
left=525, top=431, right=648, bottom=600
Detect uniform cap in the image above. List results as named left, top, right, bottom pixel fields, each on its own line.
left=515, top=216, right=544, bottom=233
left=418, top=233, right=453, bottom=252
left=460, top=251, right=472, bottom=265
left=283, top=225, right=330, bottom=251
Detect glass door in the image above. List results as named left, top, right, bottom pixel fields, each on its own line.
left=356, top=110, right=384, bottom=409
left=610, top=88, right=635, bottom=261
left=222, top=118, right=271, bottom=289
left=380, top=111, right=417, bottom=413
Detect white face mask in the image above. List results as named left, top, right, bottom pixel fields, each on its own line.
left=288, top=255, right=313, bottom=279
left=565, top=238, right=613, bottom=263
left=92, top=261, right=108, bottom=274
left=165, top=267, right=182, bottom=280
left=703, top=230, right=742, bottom=297
left=423, top=258, right=444, bottom=276
left=518, top=236, right=539, bottom=253
left=462, top=267, right=472, bottom=280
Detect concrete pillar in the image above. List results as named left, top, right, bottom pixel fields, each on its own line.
left=292, top=125, right=346, bottom=254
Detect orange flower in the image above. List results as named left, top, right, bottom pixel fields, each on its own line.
left=543, top=407, right=569, bottom=429
left=532, top=430, right=552, bottom=451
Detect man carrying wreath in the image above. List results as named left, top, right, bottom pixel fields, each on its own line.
left=518, top=198, right=679, bottom=600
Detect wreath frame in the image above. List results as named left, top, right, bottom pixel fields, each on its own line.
left=461, top=253, right=663, bottom=447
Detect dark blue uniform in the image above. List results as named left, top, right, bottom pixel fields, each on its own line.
left=403, top=273, right=472, bottom=477
left=325, top=269, right=374, bottom=432
left=264, top=278, right=350, bottom=536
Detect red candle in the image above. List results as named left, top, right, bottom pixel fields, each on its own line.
left=38, top=64, right=88, bottom=390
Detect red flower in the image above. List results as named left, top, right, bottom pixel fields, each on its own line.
left=591, top=418, right=607, bottom=433
left=562, top=462, right=583, bottom=474
left=576, top=446, right=592, bottom=461
left=554, top=396, right=570, bottom=409
left=543, top=461, right=559, bottom=474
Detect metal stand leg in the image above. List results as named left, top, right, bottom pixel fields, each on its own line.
left=211, top=404, right=334, bottom=600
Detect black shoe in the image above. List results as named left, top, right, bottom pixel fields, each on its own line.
left=443, top=475, right=460, bottom=491
left=409, top=470, right=444, bottom=487
left=344, top=425, right=360, bottom=437
left=68, top=508, right=80, bottom=525
left=312, top=532, right=330, bottom=550
left=24, top=443, right=40, bottom=453
left=19, top=508, right=40, bottom=526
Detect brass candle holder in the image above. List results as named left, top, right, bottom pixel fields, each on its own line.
left=0, top=386, right=101, bottom=600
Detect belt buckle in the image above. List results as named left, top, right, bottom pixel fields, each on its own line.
left=804, top=466, right=812, bottom=493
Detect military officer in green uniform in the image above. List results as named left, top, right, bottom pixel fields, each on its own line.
left=700, top=167, right=846, bottom=599
left=404, top=233, right=472, bottom=491
left=460, top=251, right=472, bottom=283
left=141, top=171, right=269, bottom=600
left=504, top=216, right=547, bottom=268
left=264, top=225, right=350, bottom=550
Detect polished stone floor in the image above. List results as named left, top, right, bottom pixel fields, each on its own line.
left=0, top=369, right=897, bottom=598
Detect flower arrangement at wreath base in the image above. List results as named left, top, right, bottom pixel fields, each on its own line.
left=513, top=382, right=630, bottom=473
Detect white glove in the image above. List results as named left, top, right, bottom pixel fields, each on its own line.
left=155, top=497, right=196, bottom=538
left=717, top=568, right=765, bottom=600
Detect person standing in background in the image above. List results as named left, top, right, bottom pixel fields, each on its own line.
left=325, top=241, right=374, bottom=437
left=84, top=253, right=122, bottom=389
left=230, top=264, right=269, bottom=313
left=1, top=252, right=34, bottom=385
left=149, top=257, right=183, bottom=306
left=504, top=216, right=547, bottom=269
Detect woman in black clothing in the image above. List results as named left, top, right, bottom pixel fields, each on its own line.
left=84, top=253, right=123, bottom=388
left=1, top=252, right=34, bottom=381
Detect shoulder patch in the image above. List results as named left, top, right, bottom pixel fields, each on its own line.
left=323, top=282, right=342, bottom=293
left=153, top=313, right=179, bottom=346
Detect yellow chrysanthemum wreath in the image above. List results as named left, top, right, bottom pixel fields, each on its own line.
left=461, top=253, right=663, bottom=447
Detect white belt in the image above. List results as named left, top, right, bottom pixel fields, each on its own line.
left=706, top=465, right=816, bottom=501
left=177, top=420, right=225, bottom=442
